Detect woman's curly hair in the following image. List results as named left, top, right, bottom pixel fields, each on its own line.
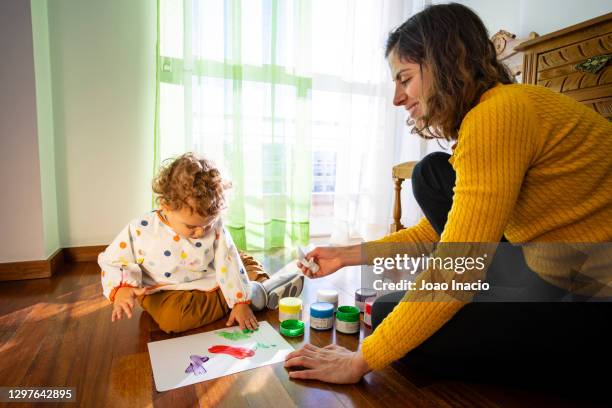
left=152, top=153, right=228, bottom=217
left=386, top=3, right=514, bottom=140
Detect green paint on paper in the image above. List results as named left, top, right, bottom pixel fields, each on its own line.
left=255, top=342, right=276, bottom=349
left=217, top=330, right=252, bottom=341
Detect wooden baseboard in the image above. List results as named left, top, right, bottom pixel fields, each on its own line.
left=63, top=245, right=106, bottom=263
left=0, top=248, right=64, bottom=282
left=0, top=244, right=107, bottom=282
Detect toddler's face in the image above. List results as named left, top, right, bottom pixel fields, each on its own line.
left=161, top=205, right=217, bottom=239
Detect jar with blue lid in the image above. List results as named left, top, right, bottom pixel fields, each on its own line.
left=309, top=302, right=334, bottom=330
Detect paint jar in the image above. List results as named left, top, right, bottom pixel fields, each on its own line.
left=355, top=288, right=377, bottom=312
left=278, top=297, right=302, bottom=322
left=335, top=305, right=360, bottom=334
left=316, top=289, right=339, bottom=311
left=309, top=302, right=334, bottom=330
left=363, top=300, right=374, bottom=327
left=280, top=319, right=305, bottom=337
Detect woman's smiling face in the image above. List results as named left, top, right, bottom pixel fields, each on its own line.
left=388, top=48, right=428, bottom=126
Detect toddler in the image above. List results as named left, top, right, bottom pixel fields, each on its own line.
left=99, top=153, right=304, bottom=333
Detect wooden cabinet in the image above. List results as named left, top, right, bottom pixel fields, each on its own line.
left=516, top=13, right=612, bottom=120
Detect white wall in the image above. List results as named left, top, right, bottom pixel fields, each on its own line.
left=434, top=0, right=612, bottom=38
left=47, top=0, right=156, bottom=247
left=518, top=0, right=612, bottom=37
left=0, top=0, right=46, bottom=262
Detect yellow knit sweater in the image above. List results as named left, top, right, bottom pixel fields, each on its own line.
left=361, top=84, right=612, bottom=370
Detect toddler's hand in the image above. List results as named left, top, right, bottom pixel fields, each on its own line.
left=112, top=287, right=146, bottom=322
left=226, top=303, right=258, bottom=331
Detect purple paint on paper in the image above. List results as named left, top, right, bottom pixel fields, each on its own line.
left=185, top=355, right=210, bottom=375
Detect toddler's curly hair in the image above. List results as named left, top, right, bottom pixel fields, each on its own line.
left=152, top=153, right=228, bottom=217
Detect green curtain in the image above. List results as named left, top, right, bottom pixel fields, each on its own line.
left=155, top=0, right=312, bottom=251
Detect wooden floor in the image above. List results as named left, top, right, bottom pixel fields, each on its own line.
left=0, top=254, right=603, bottom=408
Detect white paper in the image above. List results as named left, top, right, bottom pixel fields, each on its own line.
left=147, top=321, right=294, bottom=392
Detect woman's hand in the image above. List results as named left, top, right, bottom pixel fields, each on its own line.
left=284, top=344, right=371, bottom=384
left=297, top=245, right=361, bottom=279
left=112, top=287, right=145, bottom=321
left=226, top=303, right=259, bottom=331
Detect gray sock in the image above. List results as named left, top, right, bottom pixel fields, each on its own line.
left=262, top=272, right=299, bottom=293
left=249, top=281, right=267, bottom=311
left=263, top=272, right=304, bottom=310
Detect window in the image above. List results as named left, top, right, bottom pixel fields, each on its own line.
left=159, top=0, right=409, bottom=241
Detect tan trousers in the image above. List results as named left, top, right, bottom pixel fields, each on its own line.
left=138, top=251, right=268, bottom=333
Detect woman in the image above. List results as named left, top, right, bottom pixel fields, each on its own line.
left=284, top=3, right=611, bottom=385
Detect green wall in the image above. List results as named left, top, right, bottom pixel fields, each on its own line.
left=31, top=0, right=60, bottom=258
left=44, top=0, right=157, bottom=247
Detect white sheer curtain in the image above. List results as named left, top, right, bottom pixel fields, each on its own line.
left=319, top=0, right=446, bottom=244
left=158, top=0, right=446, bottom=246
left=158, top=0, right=314, bottom=250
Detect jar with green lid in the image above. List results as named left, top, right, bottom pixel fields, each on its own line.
left=280, top=319, right=305, bottom=337
left=335, top=305, right=360, bottom=334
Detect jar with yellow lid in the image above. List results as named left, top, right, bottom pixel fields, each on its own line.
left=278, top=297, right=302, bottom=322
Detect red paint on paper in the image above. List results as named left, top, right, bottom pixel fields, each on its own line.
left=208, top=345, right=255, bottom=359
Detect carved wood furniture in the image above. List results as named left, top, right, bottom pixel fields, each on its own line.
left=515, top=12, right=612, bottom=120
